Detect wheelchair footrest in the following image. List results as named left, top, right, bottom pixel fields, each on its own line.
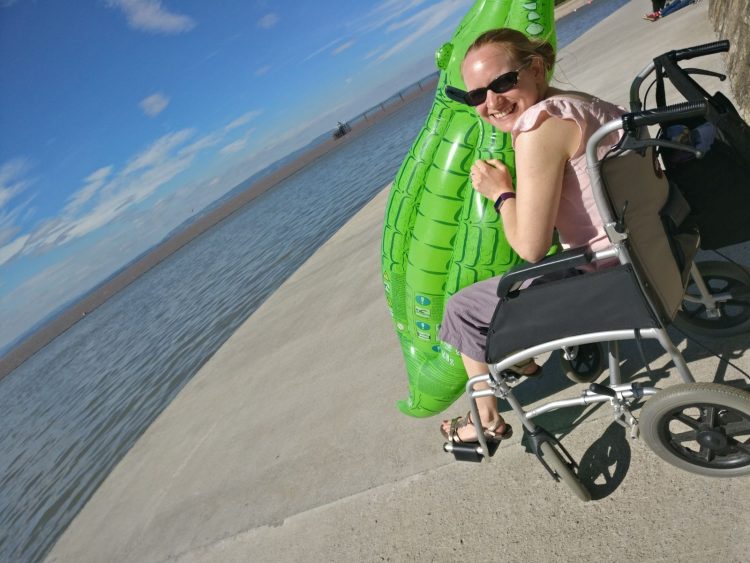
left=443, top=439, right=500, bottom=462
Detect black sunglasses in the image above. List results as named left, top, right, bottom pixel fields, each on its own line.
left=445, top=64, right=528, bottom=106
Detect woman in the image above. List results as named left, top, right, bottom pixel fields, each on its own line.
left=643, top=0, right=696, bottom=21
left=440, top=29, right=623, bottom=444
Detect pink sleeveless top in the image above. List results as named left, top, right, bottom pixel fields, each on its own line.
left=511, top=96, right=624, bottom=256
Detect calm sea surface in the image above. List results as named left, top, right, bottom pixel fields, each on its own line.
left=0, top=2, right=627, bottom=560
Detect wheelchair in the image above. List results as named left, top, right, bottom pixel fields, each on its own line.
left=444, top=41, right=750, bottom=501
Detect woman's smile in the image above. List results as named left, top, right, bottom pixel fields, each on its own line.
left=488, top=102, right=517, bottom=121
left=461, top=43, right=545, bottom=131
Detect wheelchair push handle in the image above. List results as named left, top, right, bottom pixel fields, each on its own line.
left=621, top=100, right=708, bottom=131
left=668, top=40, right=729, bottom=62
left=628, top=40, right=729, bottom=111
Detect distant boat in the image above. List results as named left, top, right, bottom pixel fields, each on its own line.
left=332, top=121, right=351, bottom=139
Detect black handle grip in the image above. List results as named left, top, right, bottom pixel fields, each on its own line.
left=668, top=40, right=729, bottom=62
left=622, top=100, right=708, bottom=130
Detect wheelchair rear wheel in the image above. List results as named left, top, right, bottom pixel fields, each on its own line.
left=559, top=342, right=605, bottom=383
left=640, top=383, right=750, bottom=477
left=675, top=261, right=750, bottom=338
left=539, top=442, right=592, bottom=501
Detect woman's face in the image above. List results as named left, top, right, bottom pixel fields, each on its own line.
left=461, top=43, right=544, bottom=132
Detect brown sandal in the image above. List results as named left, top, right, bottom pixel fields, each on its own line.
left=509, top=358, right=542, bottom=377
left=441, top=412, right=513, bottom=444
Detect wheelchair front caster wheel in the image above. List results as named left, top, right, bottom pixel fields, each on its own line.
left=641, top=383, right=750, bottom=477
left=559, top=342, right=605, bottom=384
left=538, top=442, right=591, bottom=502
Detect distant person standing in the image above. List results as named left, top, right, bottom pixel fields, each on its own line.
left=644, top=0, right=697, bottom=21
left=651, top=0, right=667, bottom=11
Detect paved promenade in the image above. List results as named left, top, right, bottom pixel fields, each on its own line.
left=48, top=2, right=749, bottom=562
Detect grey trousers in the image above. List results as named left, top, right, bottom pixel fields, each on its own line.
left=439, top=268, right=580, bottom=362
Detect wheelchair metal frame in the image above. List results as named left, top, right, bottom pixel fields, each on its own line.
left=463, top=103, right=701, bottom=463
left=445, top=40, right=750, bottom=495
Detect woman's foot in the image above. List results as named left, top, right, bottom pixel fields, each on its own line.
left=440, top=412, right=511, bottom=443
left=511, top=358, right=541, bottom=377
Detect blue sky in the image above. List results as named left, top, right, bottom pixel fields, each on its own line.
left=0, top=0, right=473, bottom=350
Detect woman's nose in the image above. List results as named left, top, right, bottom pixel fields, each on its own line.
left=484, top=90, right=504, bottom=110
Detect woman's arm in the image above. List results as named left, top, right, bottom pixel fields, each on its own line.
left=470, top=116, right=580, bottom=262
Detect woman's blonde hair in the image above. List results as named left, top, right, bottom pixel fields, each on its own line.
left=466, top=28, right=555, bottom=73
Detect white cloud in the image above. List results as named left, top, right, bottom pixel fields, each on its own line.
left=107, top=0, right=196, bottom=34
left=17, top=128, right=206, bottom=256
left=220, top=138, right=248, bottom=154
left=64, top=165, right=114, bottom=214
left=225, top=110, right=262, bottom=131
left=364, top=46, right=384, bottom=60
left=257, top=13, right=279, bottom=29
left=302, top=38, right=344, bottom=62
left=376, top=0, right=470, bottom=63
left=139, top=92, right=170, bottom=117
left=179, top=133, right=221, bottom=156
left=122, top=129, right=194, bottom=175
left=255, top=65, right=271, bottom=76
left=5, top=104, right=267, bottom=263
left=332, top=41, right=355, bottom=56
left=0, top=158, right=31, bottom=210
left=0, top=233, right=28, bottom=266
left=353, top=0, right=428, bottom=34
left=0, top=209, right=25, bottom=257
left=0, top=158, right=35, bottom=258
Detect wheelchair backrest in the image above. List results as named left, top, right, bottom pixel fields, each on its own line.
left=600, top=147, right=686, bottom=322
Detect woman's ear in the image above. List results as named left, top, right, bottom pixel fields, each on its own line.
left=530, top=57, right=546, bottom=80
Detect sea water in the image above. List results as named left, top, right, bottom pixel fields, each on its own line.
left=0, top=1, right=629, bottom=560
left=0, top=87, right=435, bottom=563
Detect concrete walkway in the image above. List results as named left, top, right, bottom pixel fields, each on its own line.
left=48, top=2, right=750, bottom=562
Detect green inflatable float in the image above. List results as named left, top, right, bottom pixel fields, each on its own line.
left=381, top=0, right=556, bottom=418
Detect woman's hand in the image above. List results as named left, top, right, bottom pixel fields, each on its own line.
left=470, top=159, right=514, bottom=202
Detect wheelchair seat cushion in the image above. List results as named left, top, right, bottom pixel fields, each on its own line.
left=485, top=264, right=659, bottom=364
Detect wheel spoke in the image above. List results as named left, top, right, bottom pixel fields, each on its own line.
left=724, top=420, right=750, bottom=438
left=670, top=429, right=697, bottom=444
left=703, top=406, right=717, bottom=428
left=673, top=412, right=701, bottom=430
left=730, top=287, right=750, bottom=300
left=729, top=439, right=750, bottom=456
left=644, top=381, right=750, bottom=473
left=685, top=306, right=706, bottom=320
left=699, top=445, right=715, bottom=463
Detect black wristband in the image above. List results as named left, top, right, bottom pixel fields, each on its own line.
left=494, top=192, right=516, bottom=212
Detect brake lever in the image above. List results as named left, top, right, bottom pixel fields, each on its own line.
left=683, top=68, right=727, bottom=81
left=618, top=135, right=703, bottom=158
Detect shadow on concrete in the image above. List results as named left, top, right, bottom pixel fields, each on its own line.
left=498, top=344, right=673, bottom=431
left=577, top=422, right=631, bottom=500
left=491, top=325, right=750, bottom=502
left=677, top=330, right=750, bottom=385
left=498, top=327, right=750, bottom=423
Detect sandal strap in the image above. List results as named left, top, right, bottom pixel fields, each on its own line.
left=447, top=413, right=470, bottom=442
left=448, top=412, right=510, bottom=442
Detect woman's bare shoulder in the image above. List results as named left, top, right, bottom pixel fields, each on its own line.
left=515, top=112, right=580, bottom=159
left=544, top=87, right=598, bottom=103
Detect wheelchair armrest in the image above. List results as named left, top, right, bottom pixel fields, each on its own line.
left=496, top=247, right=592, bottom=297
